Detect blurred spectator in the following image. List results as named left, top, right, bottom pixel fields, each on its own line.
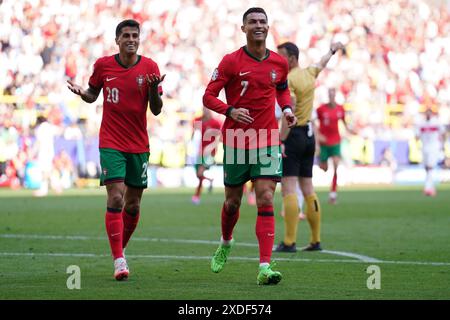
left=0, top=161, right=20, bottom=189
left=52, top=150, right=75, bottom=190
left=379, top=146, right=398, bottom=173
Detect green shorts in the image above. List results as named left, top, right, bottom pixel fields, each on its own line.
left=194, top=154, right=215, bottom=171
left=319, top=144, right=341, bottom=162
left=223, top=145, right=282, bottom=187
left=99, top=148, right=150, bottom=188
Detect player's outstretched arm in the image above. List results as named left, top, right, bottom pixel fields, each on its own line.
left=316, top=42, right=345, bottom=71
left=67, top=80, right=100, bottom=103
left=147, top=73, right=166, bottom=116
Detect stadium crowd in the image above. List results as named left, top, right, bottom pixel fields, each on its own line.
left=1, top=0, right=450, bottom=189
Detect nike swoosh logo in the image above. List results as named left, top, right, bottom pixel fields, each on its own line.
left=111, top=233, right=121, bottom=237
left=239, top=71, right=251, bottom=76
left=106, top=77, right=117, bottom=82
left=268, top=233, right=275, bottom=237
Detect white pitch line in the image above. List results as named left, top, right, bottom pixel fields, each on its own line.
left=321, top=250, right=381, bottom=263
left=0, top=252, right=449, bottom=267
left=0, top=233, right=380, bottom=262
left=0, top=234, right=98, bottom=241
left=0, top=252, right=342, bottom=263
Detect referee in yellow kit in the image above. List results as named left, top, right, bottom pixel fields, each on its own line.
left=274, top=41, right=344, bottom=252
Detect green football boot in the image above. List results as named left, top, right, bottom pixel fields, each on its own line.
left=211, top=239, right=234, bottom=273
left=257, top=261, right=282, bottom=285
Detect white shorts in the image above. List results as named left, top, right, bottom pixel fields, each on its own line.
left=422, top=150, right=439, bottom=168
left=37, top=156, right=54, bottom=174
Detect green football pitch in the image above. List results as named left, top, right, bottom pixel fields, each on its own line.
left=0, top=185, right=449, bottom=300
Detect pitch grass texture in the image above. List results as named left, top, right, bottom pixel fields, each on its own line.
left=0, top=185, right=449, bottom=299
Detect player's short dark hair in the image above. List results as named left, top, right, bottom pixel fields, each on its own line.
left=277, top=42, right=299, bottom=60
left=243, top=7, right=268, bottom=23
left=115, top=19, right=140, bottom=38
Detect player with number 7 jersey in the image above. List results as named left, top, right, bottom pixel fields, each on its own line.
left=202, top=7, right=296, bottom=286
left=203, top=46, right=291, bottom=150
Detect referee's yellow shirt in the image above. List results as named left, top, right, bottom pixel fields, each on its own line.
left=288, top=66, right=320, bottom=126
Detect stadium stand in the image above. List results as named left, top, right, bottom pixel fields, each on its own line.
left=1, top=0, right=449, bottom=189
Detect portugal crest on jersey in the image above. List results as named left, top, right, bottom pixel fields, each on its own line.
left=270, top=69, right=277, bottom=83
left=136, top=75, right=145, bottom=87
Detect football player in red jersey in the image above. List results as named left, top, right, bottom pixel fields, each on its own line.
left=203, top=7, right=297, bottom=285
left=191, top=107, right=222, bottom=205
left=67, top=19, right=165, bottom=281
left=316, top=88, right=355, bottom=204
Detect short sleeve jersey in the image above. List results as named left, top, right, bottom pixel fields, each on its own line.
left=88, top=54, right=162, bottom=153
left=416, top=116, right=445, bottom=151
left=288, top=66, right=321, bottom=126
left=316, top=104, right=345, bottom=146
left=203, top=46, right=291, bottom=149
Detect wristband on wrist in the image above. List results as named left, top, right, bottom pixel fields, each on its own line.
left=225, top=106, right=234, bottom=117
left=282, top=106, right=293, bottom=114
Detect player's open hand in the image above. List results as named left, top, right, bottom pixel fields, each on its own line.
left=67, top=80, right=84, bottom=96
left=230, top=108, right=254, bottom=124
left=284, top=112, right=297, bottom=128
left=146, top=73, right=166, bottom=88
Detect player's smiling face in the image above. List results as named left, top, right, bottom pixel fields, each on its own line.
left=242, top=12, right=269, bottom=42
left=116, top=26, right=140, bottom=55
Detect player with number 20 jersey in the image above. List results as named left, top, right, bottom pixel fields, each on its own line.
left=89, top=54, right=162, bottom=153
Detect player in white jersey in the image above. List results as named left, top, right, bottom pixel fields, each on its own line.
left=33, top=115, right=60, bottom=197
left=416, top=109, right=446, bottom=196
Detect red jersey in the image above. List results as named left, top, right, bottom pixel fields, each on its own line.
left=203, top=47, right=291, bottom=149
left=88, top=54, right=162, bottom=153
left=316, top=104, right=345, bottom=146
left=193, top=116, right=222, bottom=155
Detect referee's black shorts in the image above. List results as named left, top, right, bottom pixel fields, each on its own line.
left=282, top=124, right=315, bottom=178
